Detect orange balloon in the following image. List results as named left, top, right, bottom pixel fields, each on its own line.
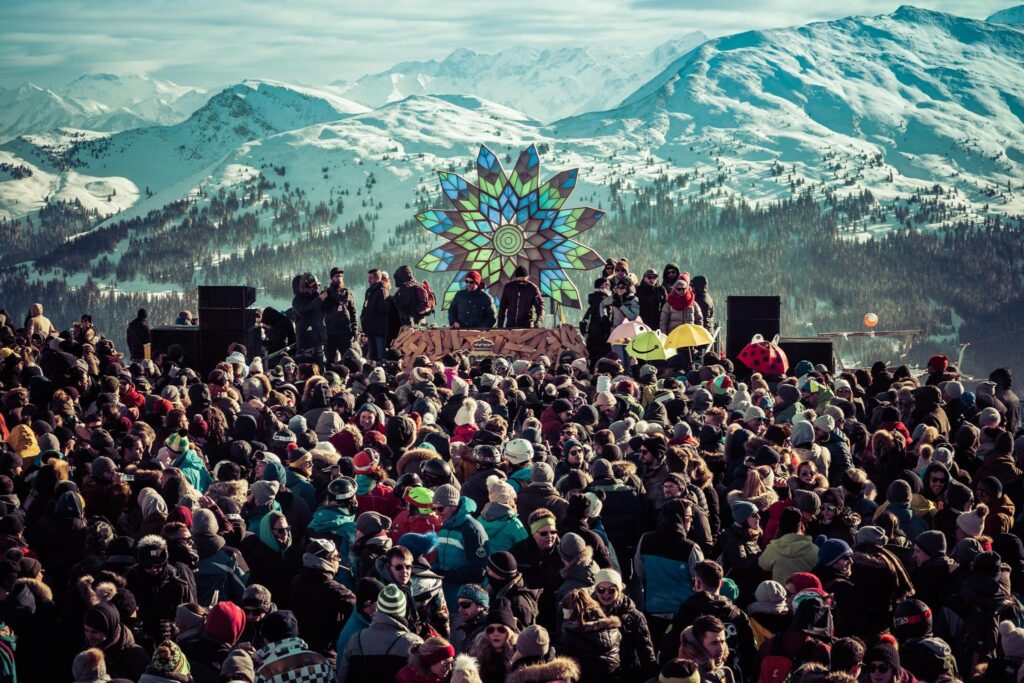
left=864, top=312, right=879, bottom=328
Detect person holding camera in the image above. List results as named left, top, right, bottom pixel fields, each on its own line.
left=292, top=272, right=330, bottom=364
left=325, top=267, right=357, bottom=364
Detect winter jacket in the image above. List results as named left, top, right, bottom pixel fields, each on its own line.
left=125, top=562, right=196, bottom=642
left=849, top=543, right=914, bottom=640
left=172, top=448, right=213, bottom=493
left=325, top=284, right=357, bottom=339
left=25, top=303, right=57, bottom=339
left=516, top=483, right=569, bottom=526
left=900, top=636, right=959, bottom=683
left=491, top=573, right=541, bottom=628
left=334, top=608, right=370, bottom=661
left=757, top=533, right=819, bottom=583
left=586, top=477, right=643, bottom=567
left=339, top=611, right=423, bottom=683
left=634, top=521, right=704, bottom=616
left=886, top=500, right=929, bottom=542
left=194, top=532, right=249, bottom=605
left=292, top=290, right=328, bottom=352
left=506, top=657, right=581, bottom=683
left=374, top=555, right=450, bottom=639
left=392, top=280, right=429, bottom=329
left=290, top=566, right=356, bottom=654
left=691, top=276, right=715, bottom=332
left=101, top=624, right=150, bottom=681
left=659, top=299, right=703, bottom=334
left=284, top=469, right=317, bottom=513
left=558, top=609, right=622, bottom=678
left=666, top=591, right=758, bottom=680
left=253, top=636, right=333, bottom=683
left=448, top=288, right=496, bottom=329
left=679, top=625, right=737, bottom=683
left=511, top=537, right=564, bottom=631
left=601, top=293, right=640, bottom=329
left=462, top=468, right=507, bottom=513
left=636, top=282, right=666, bottom=329
left=480, top=503, right=529, bottom=554
left=821, top=429, right=854, bottom=486
left=498, top=280, right=543, bottom=328
left=307, top=505, right=357, bottom=569
left=600, top=594, right=656, bottom=680
left=718, top=523, right=763, bottom=598
left=911, top=555, right=957, bottom=616
left=433, top=496, right=489, bottom=606
left=240, top=518, right=302, bottom=607
left=360, top=281, right=391, bottom=337
left=126, top=314, right=150, bottom=358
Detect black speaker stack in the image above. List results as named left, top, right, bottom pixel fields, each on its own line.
left=725, top=296, right=781, bottom=366
left=779, top=337, right=835, bottom=373
left=198, top=285, right=257, bottom=376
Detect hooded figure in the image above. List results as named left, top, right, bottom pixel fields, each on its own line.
left=690, top=275, right=715, bottom=333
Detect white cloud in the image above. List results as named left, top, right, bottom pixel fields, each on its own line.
left=0, top=0, right=1015, bottom=89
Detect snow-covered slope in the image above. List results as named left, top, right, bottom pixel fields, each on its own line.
left=987, top=5, right=1024, bottom=24
left=560, top=6, right=1024, bottom=211
left=0, top=75, right=214, bottom=142
left=332, top=34, right=707, bottom=121
left=0, top=80, right=369, bottom=219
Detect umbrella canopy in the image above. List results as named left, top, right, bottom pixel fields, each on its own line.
left=737, top=335, right=789, bottom=375
left=626, top=330, right=676, bottom=361
left=665, top=323, right=714, bottom=349
left=608, top=319, right=650, bottom=344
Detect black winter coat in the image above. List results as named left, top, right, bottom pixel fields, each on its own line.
left=240, top=535, right=302, bottom=607
left=718, top=523, right=762, bottom=599
left=511, top=537, right=564, bottom=631
left=586, top=479, right=643, bottom=567
left=516, top=483, right=569, bottom=526
left=498, top=280, right=543, bottom=328
left=125, top=562, right=196, bottom=642
left=558, top=610, right=622, bottom=678
left=392, top=283, right=426, bottom=328
left=292, top=290, right=329, bottom=351
left=635, top=282, right=665, bottom=329
left=126, top=315, right=150, bottom=359
left=289, top=566, right=356, bottom=654
left=490, top=574, right=541, bottom=628
left=663, top=591, right=757, bottom=680
left=325, top=284, right=357, bottom=339
left=449, top=287, right=496, bottom=329
left=601, top=595, right=656, bottom=680
left=360, top=282, right=391, bottom=337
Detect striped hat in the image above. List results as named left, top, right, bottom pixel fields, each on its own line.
left=377, top=584, right=407, bottom=616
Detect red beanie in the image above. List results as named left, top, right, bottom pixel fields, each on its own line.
left=679, top=272, right=691, bottom=284
left=204, top=601, right=246, bottom=644
left=787, top=572, right=822, bottom=593
left=353, top=449, right=380, bottom=474
left=928, top=355, right=949, bottom=372
left=465, top=271, right=482, bottom=284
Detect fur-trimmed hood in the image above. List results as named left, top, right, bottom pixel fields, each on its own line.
left=205, top=479, right=248, bottom=511
left=507, top=656, right=582, bottom=683
left=16, top=577, right=52, bottom=603
left=396, top=447, right=442, bottom=476
left=451, top=652, right=484, bottom=683
left=610, top=460, right=636, bottom=479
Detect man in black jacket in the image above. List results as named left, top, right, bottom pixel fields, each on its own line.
left=291, top=273, right=329, bottom=363
left=498, top=266, right=543, bottom=328
left=391, top=265, right=431, bottom=329
left=361, top=269, right=391, bottom=361
left=691, top=275, right=715, bottom=333
left=636, top=269, right=665, bottom=329
left=448, top=270, right=495, bottom=329
left=324, top=267, right=357, bottom=364
left=126, top=308, right=150, bottom=360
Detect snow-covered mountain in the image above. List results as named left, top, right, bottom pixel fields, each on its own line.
left=331, top=34, right=707, bottom=121
left=987, top=5, right=1024, bottom=24
left=0, top=80, right=370, bottom=218
left=560, top=5, right=1024, bottom=211
left=0, top=75, right=213, bottom=142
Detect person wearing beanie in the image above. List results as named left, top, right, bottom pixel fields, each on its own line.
left=907, top=529, right=957, bottom=621
left=846, top=523, right=915, bottom=641
left=510, top=508, right=564, bottom=631
left=891, top=598, right=958, bottom=681
left=335, top=577, right=384, bottom=657
left=250, top=610, right=333, bottom=682
left=283, top=445, right=317, bottom=512
left=719, top=498, right=763, bottom=603
left=863, top=643, right=910, bottom=683
left=82, top=601, right=150, bottom=681
left=517, top=462, right=570, bottom=526
left=448, top=269, right=496, bottom=330
left=431, top=479, right=490, bottom=608
left=125, top=534, right=195, bottom=644
left=192, top=507, right=249, bottom=606
left=639, top=434, right=674, bottom=515
left=461, top=445, right=508, bottom=514
left=177, top=600, right=245, bottom=680
left=510, top=623, right=554, bottom=670
left=976, top=431, right=1023, bottom=488
left=374, top=543, right=450, bottom=640
left=976, top=475, right=1016, bottom=538
left=956, top=504, right=988, bottom=540
left=773, top=382, right=805, bottom=424
left=882, top=479, right=928, bottom=542
left=288, top=538, right=356, bottom=655
left=72, top=648, right=110, bottom=683
left=352, top=511, right=394, bottom=582
left=758, top=507, right=818, bottom=584
left=746, top=580, right=792, bottom=641
left=338, top=581, right=424, bottom=681
left=453, top=583, right=490, bottom=654
left=482, top=549, right=541, bottom=632
left=469, top=597, right=520, bottom=682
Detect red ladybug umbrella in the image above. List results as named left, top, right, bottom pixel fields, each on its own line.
left=736, top=334, right=789, bottom=375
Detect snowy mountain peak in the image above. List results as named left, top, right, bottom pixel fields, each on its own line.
left=334, top=33, right=707, bottom=121
left=987, top=5, right=1024, bottom=24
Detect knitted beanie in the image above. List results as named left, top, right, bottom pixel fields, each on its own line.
left=956, top=505, right=987, bottom=538
left=355, top=511, right=391, bottom=537
left=487, top=551, right=518, bottom=579
left=377, top=584, right=407, bottom=616
left=433, top=484, right=460, bottom=508
left=558, top=532, right=586, bottom=563
left=192, top=509, right=218, bottom=535
left=487, top=476, right=517, bottom=506
left=887, top=479, right=912, bottom=504
left=915, top=530, right=947, bottom=558
left=730, top=500, right=758, bottom=524
left=594, top=568, right=623, bottom=589
left=865, top=643, right=900, bottom=672
left=530, top=462, right=554, bottom=484
left=856, top=525, right=887, bottom=547
left=817, top=538, right=853, bottom=567
left=999, top=621, right=1024, bottom=659
left=457, top=583, right=489, bottom=609
left=754, top=580, right=787, bottom=605
left=515, top=624, right=551, bottom=658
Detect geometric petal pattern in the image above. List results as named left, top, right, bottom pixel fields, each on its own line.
left=416, top=144, right=605, bottom=310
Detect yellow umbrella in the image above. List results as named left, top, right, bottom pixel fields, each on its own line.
left=665, top=323, right=714, bottom=349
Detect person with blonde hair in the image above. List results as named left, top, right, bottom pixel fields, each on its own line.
left=557, top=587, right=622, bottom=678
left=470, top=598, right=519, bottom=683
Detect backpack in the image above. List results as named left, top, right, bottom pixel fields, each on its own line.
left=758, top=635, right=826, bottom=683
left=418, top=281, right=436, bottom=316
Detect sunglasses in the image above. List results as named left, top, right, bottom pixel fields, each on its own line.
left=391, top=563, right=412, bottom=571
left=485, top=625, right=506, bottom=634
left=595, top=586, right=618, bottom=595
left=536, top=530, right=557, bottom=537
left=272, top=527, right=291, bottom=535
left=432, top=506, right=446, bottom=513
left=457, top=600, right=475, bottom=609
left=644, top=274, right=657, bottom=279
left=867, top=664, right=892, bottom=674
left=821, top=504, right=837, bottom=512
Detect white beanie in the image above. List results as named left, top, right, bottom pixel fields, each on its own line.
left=450, top=375, right=469, bottom=396
left=594, top=568, right=623, bottom=590
left=454, top=397, right=478, bottom=426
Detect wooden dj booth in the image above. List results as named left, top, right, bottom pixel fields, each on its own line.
left=391, top=325, right=586, bottom=370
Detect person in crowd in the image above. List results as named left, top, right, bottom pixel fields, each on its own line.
left=498, top=266, right=544, bottom=329
left=5, top=270, right=1024, bottom=683
left=449, top=271, right=496, bottom=330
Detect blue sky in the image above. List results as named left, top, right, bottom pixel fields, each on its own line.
left=0, top=0, right=1014, bottom=89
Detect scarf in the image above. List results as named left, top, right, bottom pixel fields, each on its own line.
left=302, top=552, right=339, bottom=575
left=666, top=288, right=695, bottom=311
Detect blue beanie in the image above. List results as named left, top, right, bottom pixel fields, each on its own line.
left=817, top=536, right=852, bottom=567
left=961, top=391, right=976, bottom=408
left=397, top=532, right=439, bottom=559
left=457, top=583, right=489, bottom=608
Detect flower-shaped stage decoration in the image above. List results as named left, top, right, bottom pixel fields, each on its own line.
left=416, top=144, right=606, bottom=309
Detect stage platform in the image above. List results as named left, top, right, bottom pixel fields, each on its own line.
left=392, top=325, right=586, bottom=369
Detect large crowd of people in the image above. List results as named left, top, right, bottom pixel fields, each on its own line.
left=0, top=258, right=1021, bottom=683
